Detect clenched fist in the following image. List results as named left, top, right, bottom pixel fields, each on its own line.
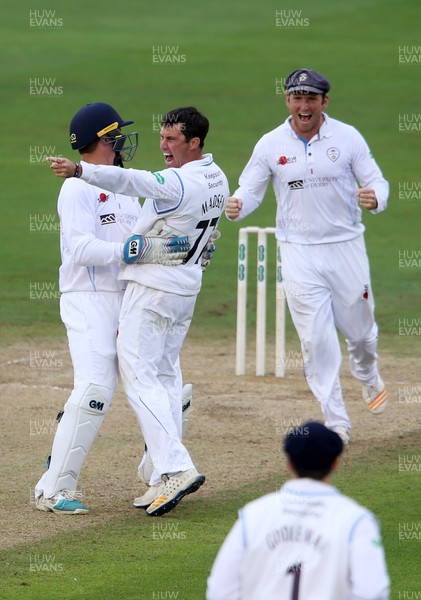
left=358, top=188, right=378, bottom=210
left=225, top=196, right=243, bottom=220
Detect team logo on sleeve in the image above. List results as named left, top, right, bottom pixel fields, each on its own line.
left=327, top=147, right=340, bottom=162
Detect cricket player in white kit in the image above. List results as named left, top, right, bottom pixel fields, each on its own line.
left=36, top=103, right=189, bottom=514
left=48, top=106, right=229, bottom=516
left=226, top=69, right=389, bottom=444
left=207, top=421, right=390, bottom=600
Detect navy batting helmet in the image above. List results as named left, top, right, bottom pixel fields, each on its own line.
left=69, top=102, right=138, bottom=162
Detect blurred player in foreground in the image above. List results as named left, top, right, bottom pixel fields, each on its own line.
left=207, top=421, right=390, bottom=600
left=35, top=102, right=189, bottom=514
left=226, top=68, right=389, bottom=444
left=47, top=106, right=229, bottom=516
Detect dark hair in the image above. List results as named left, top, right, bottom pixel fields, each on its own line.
left=161, top=106, right=209, bottom=149
left=78, top=139, right=100, bottom=155
left=289, top=464, right=333, bottom=480
left=287, top=91, right=327, bottom=102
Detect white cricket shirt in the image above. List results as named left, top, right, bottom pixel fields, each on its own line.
left=233, top=114, right=389, bottom=244
left=80, top=154, right=229, bottom=295
left=58, top=177, right=140, bottom=292
left=207, top=479, right=390, bottom=600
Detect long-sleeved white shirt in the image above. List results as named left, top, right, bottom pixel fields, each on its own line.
left=232, top=114, right=389, bottom=244
left=58, top=177, right=140, bottom=292
left=80, top=154, right=229, bottom=295
left=207, top=479, right=390, bottom=600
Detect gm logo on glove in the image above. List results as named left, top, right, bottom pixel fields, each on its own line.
left=129, top=239, right=140, bottom=257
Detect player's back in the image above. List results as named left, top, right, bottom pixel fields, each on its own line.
left=239, top=479, right=368, bottom=600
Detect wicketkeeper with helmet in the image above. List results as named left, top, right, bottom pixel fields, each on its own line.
left=35, top=102, right=189, bottom=514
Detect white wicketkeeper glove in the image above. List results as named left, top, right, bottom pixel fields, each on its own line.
left=123, top=220, right=190, bottom=266
left=200, top=230, right=221, bottom=271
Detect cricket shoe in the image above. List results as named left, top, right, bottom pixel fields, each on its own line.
left=329, top=426, right=350, bottom=446
left=362, top=376, right=388, bottom=414
left=133, top=481, right=165, bottom=509
left=137, top=383, right=193, bottom=484
left=146, top=469, right=205, bottom=517
left=35, top=490, right=88, bottom=514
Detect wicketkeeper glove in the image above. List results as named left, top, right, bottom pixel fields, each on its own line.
left=123, top=220, right=190, bottom=266
left=201, top=230, right=221, bottom=271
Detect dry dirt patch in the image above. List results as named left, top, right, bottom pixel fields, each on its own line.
left=0, top=337, right=420, bottom=550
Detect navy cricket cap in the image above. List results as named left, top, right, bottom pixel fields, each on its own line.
left=284, top=421, right=343, bottom=471
left=284, top=69, right=330, bottom=95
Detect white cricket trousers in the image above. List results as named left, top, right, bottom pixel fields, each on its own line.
left=117, top=282, right=197, bottom=484
left=280, top=235, right=379, bottom=429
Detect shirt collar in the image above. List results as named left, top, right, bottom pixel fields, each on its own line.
left=282, top=478, right=339, bottom=496
left=180, top=152, right=214, bottom=169
left=285, top=112, right=332, bottom=141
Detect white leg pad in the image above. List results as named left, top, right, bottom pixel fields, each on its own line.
left=181, top=383, right=193, bottom=437
left=38, top=383, right=113, bottom=499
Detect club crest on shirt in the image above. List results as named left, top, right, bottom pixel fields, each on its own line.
left=327, top=147, right=340, bottom=162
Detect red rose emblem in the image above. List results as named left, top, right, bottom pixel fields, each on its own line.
left=278, top=156, right=287, bottom=165
left=99, top=193, right=108, bottom=203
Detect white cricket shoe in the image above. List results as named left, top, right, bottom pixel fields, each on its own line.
left=146, top=469, right=205, bottom=517
left=362, top=376, right=388, bottom=414
left=133, top=481, right=165, bottom=509
left=35, top=490, right=88, bottom=514
left=330, top=426, right=350, bottom=445
left=137, top=383, right=193, bottom=484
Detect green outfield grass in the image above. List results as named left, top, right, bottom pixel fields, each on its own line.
left=2, top=0, right=421, bottom=348
left=1, top=440, right=420, bottom=599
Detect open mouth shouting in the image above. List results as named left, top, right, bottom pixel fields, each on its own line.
left=163, top=152, right=175, bottom=166
left=299, top=113, right=312, bottom=123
